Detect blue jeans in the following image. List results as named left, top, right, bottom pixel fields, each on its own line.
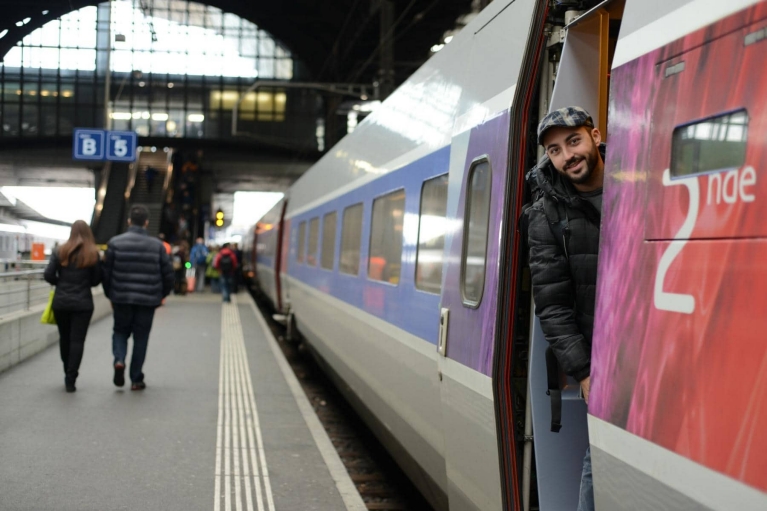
left=220, top=275, right=234, bottom=302
left=112, top=304, right=155, bottom=383
left=577, top=446, right=595, bottom=511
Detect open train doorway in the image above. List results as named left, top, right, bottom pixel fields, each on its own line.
left=493, top=2, right=625, bottom=510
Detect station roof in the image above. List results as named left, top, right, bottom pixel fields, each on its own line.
left=0, top=0, right=475, bottom=86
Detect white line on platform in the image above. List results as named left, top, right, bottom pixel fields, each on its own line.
left=245, top=295, right=368, bottom=511
left=214, top=300, right=225, bottom=511
left=214, top=296, right=274, bottom=511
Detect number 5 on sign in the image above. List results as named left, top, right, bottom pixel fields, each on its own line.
left=114, top=139, right=128, bottom=157
left=106, top=131, right=137, bottom=162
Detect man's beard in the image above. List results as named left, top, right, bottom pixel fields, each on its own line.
left=558, top=139, right=599, bottom=185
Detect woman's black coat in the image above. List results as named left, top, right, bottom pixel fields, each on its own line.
left=44, top=249, right=103, bottom=311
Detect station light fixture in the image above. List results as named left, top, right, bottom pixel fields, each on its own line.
left=215, top=209, right=225, bottom=228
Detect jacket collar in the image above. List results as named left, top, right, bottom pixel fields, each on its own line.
left=127, top=225, right=148, bottom=235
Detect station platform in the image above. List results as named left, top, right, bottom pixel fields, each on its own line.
left=0, top=292, right=366, bottom=511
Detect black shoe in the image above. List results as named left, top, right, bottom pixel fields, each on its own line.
left=131, top=381, right=146, bottom=391
left=113, top=362, right=125, bottom=387
left=65, top=379, right=76, bottom=393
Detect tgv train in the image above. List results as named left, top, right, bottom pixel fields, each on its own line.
left=0, top=222, right=66, bottom=261
left=242, top=1, right=767, bottom=509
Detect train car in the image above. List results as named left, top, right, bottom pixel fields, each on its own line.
left=248, top=200, right=288, bottom=313
left=246, top=1, right=767, bottom=509
left=0, top=220, right=68, bottom=261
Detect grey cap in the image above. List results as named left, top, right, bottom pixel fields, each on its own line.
left=537, top=106, right=595, bottom=145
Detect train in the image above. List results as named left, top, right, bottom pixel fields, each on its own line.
left=0, top=221, right=68, bottom=262
left=242, top=1, right=767, bottom=509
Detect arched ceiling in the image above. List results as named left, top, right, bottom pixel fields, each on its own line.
left=0, top=0, right=476, bottom=86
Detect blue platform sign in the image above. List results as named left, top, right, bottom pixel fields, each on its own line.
left=106, top=130, right=137, bottom=162
left=73, top=129, right=105, bottom=161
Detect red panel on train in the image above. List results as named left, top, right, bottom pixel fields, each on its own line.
left=592, top=4, right=767, bottom=492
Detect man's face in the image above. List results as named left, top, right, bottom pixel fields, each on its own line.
left=543, top=126, right=602, bottom=186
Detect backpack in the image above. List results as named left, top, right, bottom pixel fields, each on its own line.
left=219, top=253, right=234, bottom=275
left=192, top=246, right=208, bottom=266
left=518, top=165, right=569, bottom=434
left=518, top=166, right=569, bottom=260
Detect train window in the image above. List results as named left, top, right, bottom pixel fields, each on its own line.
left=321, top=211, right=337, bottom=270
left=340, top=203, right=363, bottom=275
left=368, top=189, right=405, bottom=284
left=671, top=110, right=749, bottom=178
left=461, top=158, right=492, bottom=307
left=307, top=217, right=319, bottom=266
left=296, top=221, right=306, bottom=263
left=415, top=174, right=449, bottom=294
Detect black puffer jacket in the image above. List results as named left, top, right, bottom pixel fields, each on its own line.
left=103, top=226, right=174, bottom=307
left=525, top=150, right=602, bottom=382
left=44, top=249, right=103, bottom=311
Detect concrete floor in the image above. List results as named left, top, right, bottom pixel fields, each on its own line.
left=0, top=292, right=349, bottom=511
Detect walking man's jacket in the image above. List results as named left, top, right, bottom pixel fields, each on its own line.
left=103, top=226, right=175, bottom=307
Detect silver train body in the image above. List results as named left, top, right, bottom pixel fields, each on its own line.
left=244, top=1, right=767, bottom=509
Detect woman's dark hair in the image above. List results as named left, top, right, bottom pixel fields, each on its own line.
left=58, top=220, right=99, bottom=268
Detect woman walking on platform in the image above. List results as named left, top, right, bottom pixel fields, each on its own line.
left=44, top=220, right=102, bottom=392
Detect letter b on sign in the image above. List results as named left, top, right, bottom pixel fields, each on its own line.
left=83, top=138, right=97, bottom=155
left=73, top=129, right=105, bottom=161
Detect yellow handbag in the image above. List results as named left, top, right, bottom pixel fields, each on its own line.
left=40, top=290, right=56, bottom=325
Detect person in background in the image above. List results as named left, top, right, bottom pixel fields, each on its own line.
left=189, top=237, right=209, bottom=293
left=158, top=233, right=172, bottom=255
left=157, top=234, right=171, bottom=306
left=144, top=166, right=158, bottom=193
left=172, top=240, right=189, bottom=295
left=232, top=242, right=244, bottom=293
left=103, top=205, right=174, bottom=391
left=206, top=245, right=221, bottom=293
left=44, top=220, right=102, bottom=393
left=213, top=243, right=238, bottom=303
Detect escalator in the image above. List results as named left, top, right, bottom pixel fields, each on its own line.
left=91, top=148, right=173, bottom=243
left=124, top=149, right=172, bottom=237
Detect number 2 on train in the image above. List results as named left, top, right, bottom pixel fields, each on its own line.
left=653, top=169, right=697, bottom=314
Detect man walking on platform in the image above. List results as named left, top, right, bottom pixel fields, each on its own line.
left=213, top=242, right=238, bottom=303
left=524, top=106, right=604, bottom=511
left=103, top=205, right=174, bottom=390
left=189, top=237, right=209, bottom=292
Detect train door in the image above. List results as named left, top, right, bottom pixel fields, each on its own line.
left=435, top=2, right=545, bottom=509
left=493, top=2, right=625, bottom=510
left=274, top=200, right=288, bottom=313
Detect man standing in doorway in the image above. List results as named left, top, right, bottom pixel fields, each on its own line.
left=214, top=242, right=238, bottom=303
left=525, top=106, right=604, bottom=511
left=189, top=237, right=209, bottom=293
left=103, top=205, right=174, bottom=390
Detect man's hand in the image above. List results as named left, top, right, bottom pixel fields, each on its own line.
left=580, top=376, right=591, bottom=404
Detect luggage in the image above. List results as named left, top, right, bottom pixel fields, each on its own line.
left=186, top=268, right=196, bottom=292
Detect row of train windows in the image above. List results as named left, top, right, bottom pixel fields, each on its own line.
left=294, top=159, right=492, bottom=304
left=1, top=235, right=16, bottom=251
left=295, top=173, right=449, bottom=294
